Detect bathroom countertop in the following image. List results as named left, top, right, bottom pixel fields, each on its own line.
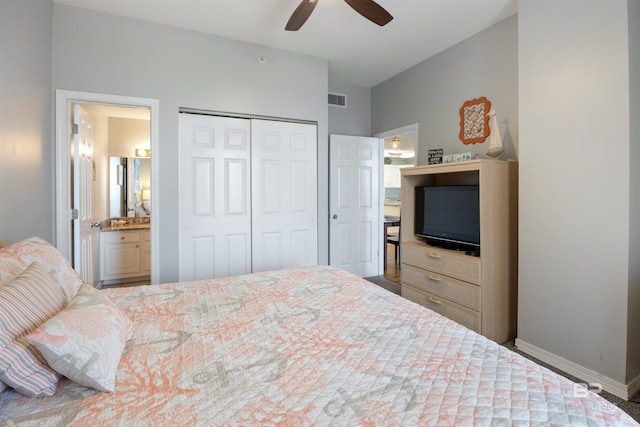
left=101, top=223, right=150, bottom=232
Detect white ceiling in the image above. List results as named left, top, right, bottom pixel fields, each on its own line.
left=54, top=0, right=517, bottom=88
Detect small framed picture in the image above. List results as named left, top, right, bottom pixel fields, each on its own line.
left=428, top=149, right=443, bottom=165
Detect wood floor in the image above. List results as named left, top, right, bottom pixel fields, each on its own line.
left=384, top=244, right=401, bottom=283
left=364, top=244, right=402, bottom=295
left=101, top=279, right=150, bottom=289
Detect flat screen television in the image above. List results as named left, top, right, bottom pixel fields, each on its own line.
left=415, top=185, right=480, bottom=250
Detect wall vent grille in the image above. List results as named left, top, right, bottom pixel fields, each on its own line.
left=328, top=93, right=347, bottom=108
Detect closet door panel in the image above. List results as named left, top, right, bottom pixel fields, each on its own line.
left=225, top=233, right=250, bottom=277
left=290, top=161, right=308, bottom=212
left=251, top=120, right=317, bottom=273
left=290, top=229, right=312, bottom=267
left=260, top=159, right=281, bottom=214
left=192, top=158, right=214, bottom=216
left=225, top=159, right=247, bottom=216
left=260, top=231, right=283, bottom=272
left=192, top=236, right=215, bottom=280
left=179, top=113, right=251, bottom=281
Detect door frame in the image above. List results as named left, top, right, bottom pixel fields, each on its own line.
left=55, top=90, right=160, bottom=284
left=373, top=123, right=419, bottom=272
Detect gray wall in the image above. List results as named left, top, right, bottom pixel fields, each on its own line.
left=627, top=0, right=640, bottom=383
left=371, top=15, right=518, bottom=165
left=52, top=4, right=329, bottom=283
left=518, top=0, right=631, bottom=384
left=328, top=82, right=371, bottom=136
left=0, top=0, right=53, bottom=245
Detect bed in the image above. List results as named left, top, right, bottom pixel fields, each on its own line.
left=0, top=237, right=637, bottom=426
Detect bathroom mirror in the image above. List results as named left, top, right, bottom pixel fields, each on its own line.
left=109, top=157, right=151, bottom=217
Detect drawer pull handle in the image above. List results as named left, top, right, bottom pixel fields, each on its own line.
left=427, top=296, right=442, bottom=305
left=121, top=237, right=125, bottom=240
left=428, top=275, right=442, bottom=282
left=428, top=253, right=442, bottom=259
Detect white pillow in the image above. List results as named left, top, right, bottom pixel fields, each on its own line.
left=26, top=284, right=133, bottom=392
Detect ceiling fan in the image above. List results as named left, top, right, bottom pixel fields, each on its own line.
left=285, top=0, right=393, bottom=31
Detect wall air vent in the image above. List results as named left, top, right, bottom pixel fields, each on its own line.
left=328, top=92, right=347, bottom=108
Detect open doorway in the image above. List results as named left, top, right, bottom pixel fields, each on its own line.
left=55, top=90, right=159, bottom=286
left=375, top=124, right=418, bottom=284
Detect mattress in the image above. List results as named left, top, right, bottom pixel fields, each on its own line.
left=0, top=266, right=636, bottom=426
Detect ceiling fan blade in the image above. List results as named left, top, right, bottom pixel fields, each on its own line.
left=285, top=0, right=319, bottom=31
left=343, top=0, right=393, bottom=26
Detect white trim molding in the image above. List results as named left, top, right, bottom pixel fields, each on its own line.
left=55, top=90, right=160, bottom=285
left=515, top=338, right=636, bottom=400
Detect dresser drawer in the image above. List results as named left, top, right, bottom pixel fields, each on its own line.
left=105, top=231, right=141, bottom=244
left=401, top=264, right=480, bottom=311
left=401, top=284, right=481, bottom=333
left=402, top=243, right=480, bottom=284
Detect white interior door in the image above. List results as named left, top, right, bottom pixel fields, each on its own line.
left=329, top=134, right=381, bottom=277
left=72, top=104, right=96, bottom=286
left=251, top=119, right=318, bottom=272
left=178, top=113, right=252, bottom=281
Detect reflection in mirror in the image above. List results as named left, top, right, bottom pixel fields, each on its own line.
left=109, top=157, right=150, bottom=217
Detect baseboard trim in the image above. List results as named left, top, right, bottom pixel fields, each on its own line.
left=626, top=372, right=640, bottom=400
left=515, top=338, right=634, bottom=401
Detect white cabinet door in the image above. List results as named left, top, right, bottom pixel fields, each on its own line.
left=100, top=231, right=142, bottom=279
left=251, top=119, right=318, bottom=272
left=383, top=164, right=402, bottom=188
left=103, top=243, right=141, bottom=276
left=178, top=113, right=252, bottom=281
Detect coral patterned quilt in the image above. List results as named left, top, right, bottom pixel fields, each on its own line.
left=0, top=266, right=636, bottom=426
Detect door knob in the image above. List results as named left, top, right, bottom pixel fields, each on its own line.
left=331, top=214, right=338, bottom=219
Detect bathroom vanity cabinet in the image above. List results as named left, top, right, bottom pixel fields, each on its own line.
left=100, top=229, right=150, bottom=283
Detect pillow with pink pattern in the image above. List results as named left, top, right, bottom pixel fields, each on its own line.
left=26, top=284, right=133, bottom=392
left=0, top=237, right=82, bottom=300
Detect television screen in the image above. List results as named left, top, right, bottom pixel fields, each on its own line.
left=415, top=185, right=480, bottom=248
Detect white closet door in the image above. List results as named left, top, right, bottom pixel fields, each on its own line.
left=178, top=113, right=251, bottom=281
left=251, top=119, right=318, bottom=272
